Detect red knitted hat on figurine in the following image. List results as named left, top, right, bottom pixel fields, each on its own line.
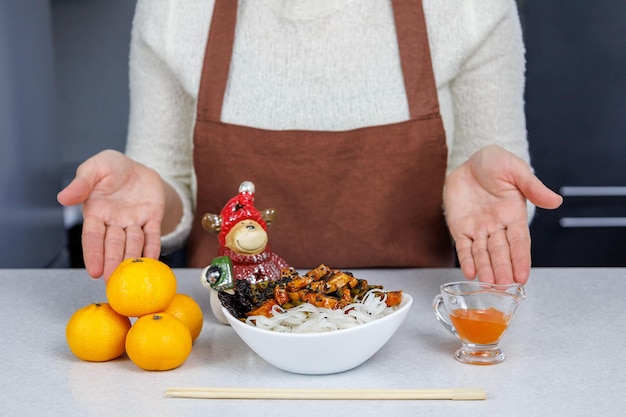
left=218, top=181, right=267, bottom=246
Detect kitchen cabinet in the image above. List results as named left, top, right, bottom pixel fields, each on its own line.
left=523, top=0, right=626, bottom=266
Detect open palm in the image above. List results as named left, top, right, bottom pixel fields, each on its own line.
left=57, top=150, right=165, bottom=280
left=444, top=145, right=562, bottom=284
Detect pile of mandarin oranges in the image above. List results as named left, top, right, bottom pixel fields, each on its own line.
left=65, top=257, right=203, bottom=371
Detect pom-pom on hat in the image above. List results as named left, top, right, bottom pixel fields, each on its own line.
left=218, top=181, right=267, bottom=245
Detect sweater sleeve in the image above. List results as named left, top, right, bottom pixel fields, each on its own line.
left=427, top=0, right=536, bottom=220
left=447, top=0, right=529, bottom=171
left=124, top=0, right=200, bottom=253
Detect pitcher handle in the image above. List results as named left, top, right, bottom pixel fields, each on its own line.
left=433, top=294, right=459, bottom=340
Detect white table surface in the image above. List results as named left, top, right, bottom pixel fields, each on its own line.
left=1, top=267, right=624, bottom=417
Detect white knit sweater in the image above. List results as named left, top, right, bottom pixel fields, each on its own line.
left=124, top=0, right=529, bottom=252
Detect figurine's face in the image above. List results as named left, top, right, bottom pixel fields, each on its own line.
left=224, top=219, right=268, bottom=255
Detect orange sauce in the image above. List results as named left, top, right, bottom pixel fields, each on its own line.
left=450, top=308, right=509, bottom=345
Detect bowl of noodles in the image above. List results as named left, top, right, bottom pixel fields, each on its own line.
left=218, top=265, right=413, bottom=374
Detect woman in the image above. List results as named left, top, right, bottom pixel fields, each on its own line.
left=58, top=0, right=562, bottom=283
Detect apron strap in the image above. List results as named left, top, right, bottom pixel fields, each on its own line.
left=392, top=0, right=440, bottom=118
left=196, top=0, right=439, bottom=121
left=196, top=0, right=239, bottom=122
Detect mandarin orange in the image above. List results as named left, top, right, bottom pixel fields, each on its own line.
left=106, top=257, right=177, bottom=317
left=164, top=293, right=204, bottom=342
left=125, top=313, right=192, bottom=371
left=66, top=302, right=131, bottom=362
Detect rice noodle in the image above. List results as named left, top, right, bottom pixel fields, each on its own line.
left=246, top=289, right=399, bottom=333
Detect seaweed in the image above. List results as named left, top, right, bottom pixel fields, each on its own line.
left=219, top=279, right=281, bottom=320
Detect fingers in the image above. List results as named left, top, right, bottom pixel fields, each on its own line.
left=142, top=221, right=162, bottom=260
left=506, top=221, right=531, bottom=285
left=57, top=176, right=93, bottom=207
left=81, top=221, right=132, bottom=280
left=455, top=237, right=476, bottom=281
left=471, top=235, right=497, bottom=284
left=455, top=227, right=530, bottom=285
left=103, top=226, right=126, bottom=280
left=82, top=219, right=162, bottom=282
left=124, top=225, right=146, bottom=260
left=57, top=149, right=130, bottom=207
left=81, top=217, right=106, bottom=279
left=102, top=225, right=162, bottom=281
left=503, top=154, right=563, bottom=210
left=57, top=153, right=109, bottom=206
left=485, top=230, right=514, bottom=284
left=519, top=174, right=563, bottom=210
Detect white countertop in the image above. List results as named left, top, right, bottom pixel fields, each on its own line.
left=1, top=268, right=624, bottom=416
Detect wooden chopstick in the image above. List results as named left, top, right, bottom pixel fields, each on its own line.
left=165, top=387, right=486, bottom=401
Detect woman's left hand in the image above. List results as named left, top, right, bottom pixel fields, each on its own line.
left=443, top=145, right=563, bottom=284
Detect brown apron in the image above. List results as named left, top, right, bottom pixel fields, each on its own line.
left=188, top=0, right=453, bottom=269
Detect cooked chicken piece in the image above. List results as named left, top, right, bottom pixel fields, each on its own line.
left=285, top=274, right=313, bottom=292
left=300, top=290, right=341, bottom=309
left=274, top=283, right=290, bottom=305
left=384, top=290, right=403, bottom=307
left=246, top=299, right=278, bottom=318
left=321, top=271, right=358, bottom=293
left=280, top=267, right=299, bottom=280
left=303, top=264, right=332, bottom=281
left=339, top=287, right=352, bottom=305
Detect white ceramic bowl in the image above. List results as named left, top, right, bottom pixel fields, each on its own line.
left=221, top=294, right=413, bottom=374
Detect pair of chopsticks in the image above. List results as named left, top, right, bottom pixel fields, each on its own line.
left=165, top=387, right=486, bottom=401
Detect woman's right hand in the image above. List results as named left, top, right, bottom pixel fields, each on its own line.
left=57, top=150, right=166, bottom=281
